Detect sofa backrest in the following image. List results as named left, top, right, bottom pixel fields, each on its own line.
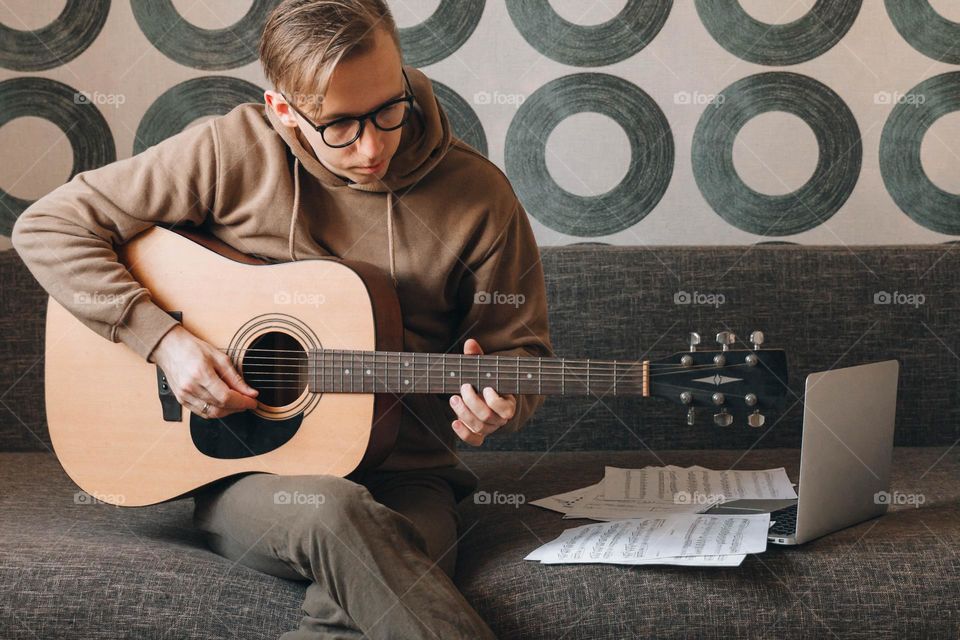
left=1, top=245, right=956, bottom=452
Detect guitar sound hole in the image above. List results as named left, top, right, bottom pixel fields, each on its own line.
left=242, top=331, right=308, bottom=406
left=189, top=331, right=308, bottom=460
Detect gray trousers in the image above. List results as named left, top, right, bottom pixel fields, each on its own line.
left=192, top=467, right=496, bottom=639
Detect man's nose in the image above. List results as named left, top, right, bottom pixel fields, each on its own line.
left=356, top=121, right=384, bottom=159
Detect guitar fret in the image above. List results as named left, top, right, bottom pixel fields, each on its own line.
left=538, top=357, right=541, bottom=394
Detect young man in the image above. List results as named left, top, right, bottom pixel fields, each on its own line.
left=12, top=0, right=551, bottom=637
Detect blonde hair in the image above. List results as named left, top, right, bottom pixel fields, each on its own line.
left=258, top=0, right=401, bottom=117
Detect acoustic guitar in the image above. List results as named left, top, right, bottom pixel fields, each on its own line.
left=44, top=225, right=789, bottom=506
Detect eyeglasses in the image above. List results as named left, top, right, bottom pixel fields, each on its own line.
left=281, top=68, right=416, bottom=148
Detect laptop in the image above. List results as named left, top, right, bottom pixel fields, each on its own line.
left=706, top=359, right=899, bottom=545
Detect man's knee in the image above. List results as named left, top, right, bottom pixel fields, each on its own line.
left=280, top=475, right=428, bottom=554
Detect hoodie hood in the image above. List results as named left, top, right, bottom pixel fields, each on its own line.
left=264, top=65, right=454, bottom=284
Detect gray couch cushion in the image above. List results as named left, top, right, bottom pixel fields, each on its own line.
left=2, top=449, right=957, bottom=639
left=3, top=245, right=959, bottom=453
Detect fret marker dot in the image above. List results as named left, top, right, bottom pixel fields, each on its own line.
left=404, top=361, right=409, bottom=366
left=486, top=372, right=491, bottom=377
left=527, top=373, right=533, bottom=379
left=344, top=369, right=350, bottom=375
left=366, top=369, right=371, bottom=375
left=404, top=379, right=409, bottom=385
left=449, top=371, right=455, bottom=377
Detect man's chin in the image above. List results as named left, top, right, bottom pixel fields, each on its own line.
left=350, top=165, right=387, bottom=182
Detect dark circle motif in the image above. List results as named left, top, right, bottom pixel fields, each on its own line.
left=1, top=77, right=115, bottom=236
left=692, top=72, right=861, bottom=236
left=134, top=76, right=263, bottom=154
left=130, top=0, right=280, bottom=70
left=0, top=0, right=110, bottom=71
left=430, top=80, right=487, bottom=157
left=880, top=72, right=960, bottom=234
left=505, top=73, right=674, bottom=237
left=885, top=0, right=960, bottom=64
left=399, top=0, right=485, bottom=68
left=506, top=0, right=672, bottom=67
left=694, top=0, right=863, bottom=66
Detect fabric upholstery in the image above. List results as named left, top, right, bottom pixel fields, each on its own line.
left=0, top=449, right=957, bottom=639
left=3, top=245, right=958, bottom=453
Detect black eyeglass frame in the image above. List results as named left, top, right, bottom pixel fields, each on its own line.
left=281, top=68, right=416, bottom=148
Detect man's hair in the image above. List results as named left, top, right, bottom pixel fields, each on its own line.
left=259, top=0, right=400, bottom=116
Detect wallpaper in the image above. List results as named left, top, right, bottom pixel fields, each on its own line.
left=1, top=0, right=958, bottom=250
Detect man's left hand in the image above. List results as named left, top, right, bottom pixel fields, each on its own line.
left=449, top=338, right=517, bottom=446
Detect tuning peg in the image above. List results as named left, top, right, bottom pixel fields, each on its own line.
left=750, top=330, right=765, bottom=350
left=687, top=407, right=697, bottom=426
left=748, top=410, right=766, bottom=428
left=716, top=331, right=736, bottom=351
left=713, top=409, right=733, bottom=427
left=688, top=332, right=701, bottom=352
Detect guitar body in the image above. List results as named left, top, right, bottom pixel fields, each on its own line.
left=43, top=226, right=791, bottom=507
left=45, top=225, right=403, bottom=506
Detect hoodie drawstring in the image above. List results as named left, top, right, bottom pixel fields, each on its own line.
left=288, top=156, right=301, bottom=263
left=288, top=154, right=399, bottom=289
left=386, top=191, right=398, bottom=289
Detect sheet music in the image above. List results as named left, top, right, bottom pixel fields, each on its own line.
left=603, top=465, right=798, bottom=503
left=524, top=513, right=770, bottom=566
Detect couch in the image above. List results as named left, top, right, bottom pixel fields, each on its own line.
left=1, top=244, right=958, bottom=638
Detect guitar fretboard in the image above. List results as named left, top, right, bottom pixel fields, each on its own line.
left=304, top=349, right=650, bottom=396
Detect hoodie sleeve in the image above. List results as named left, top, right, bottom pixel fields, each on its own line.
left=453, top=197, right=554, bottom=436
left=11, top=120, right=220, bottom=362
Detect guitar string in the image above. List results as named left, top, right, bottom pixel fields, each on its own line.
left=234, top=360, right=759, bottom=378
left=223, top=351, right=762, bottom=374
left=218, top=345, right=767, bottom=370
left=233, top=363, right=760, bottom=390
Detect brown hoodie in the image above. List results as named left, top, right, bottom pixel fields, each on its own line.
left=12, top=64, right=553, bottom=473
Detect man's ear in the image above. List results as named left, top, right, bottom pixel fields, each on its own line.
left=264, top=90, right=299, bottom=129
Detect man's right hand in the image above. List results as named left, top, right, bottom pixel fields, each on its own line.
left=148, top=325, right=259, bottom=419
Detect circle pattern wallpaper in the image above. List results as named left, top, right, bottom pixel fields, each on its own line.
left=1, top=0, right=958, bottom=244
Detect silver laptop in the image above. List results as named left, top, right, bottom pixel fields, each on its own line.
left=706, top=360, right=899, bottom=545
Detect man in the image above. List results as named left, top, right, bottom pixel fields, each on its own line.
left=12, top=0, right=552, bottom=637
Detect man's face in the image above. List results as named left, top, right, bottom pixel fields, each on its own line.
left=266, top=28, right=405, bottom=185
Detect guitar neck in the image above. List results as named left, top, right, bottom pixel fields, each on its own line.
left=305, top=349, right=649, bottom=396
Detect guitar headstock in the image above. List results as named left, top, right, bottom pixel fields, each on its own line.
left=648, top=330, right=788, bottom=428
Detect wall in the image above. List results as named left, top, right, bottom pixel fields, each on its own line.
left=1, top=0, right=958, bottom=250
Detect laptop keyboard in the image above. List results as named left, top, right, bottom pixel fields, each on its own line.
left=768, top=503, right=798, bottom=536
